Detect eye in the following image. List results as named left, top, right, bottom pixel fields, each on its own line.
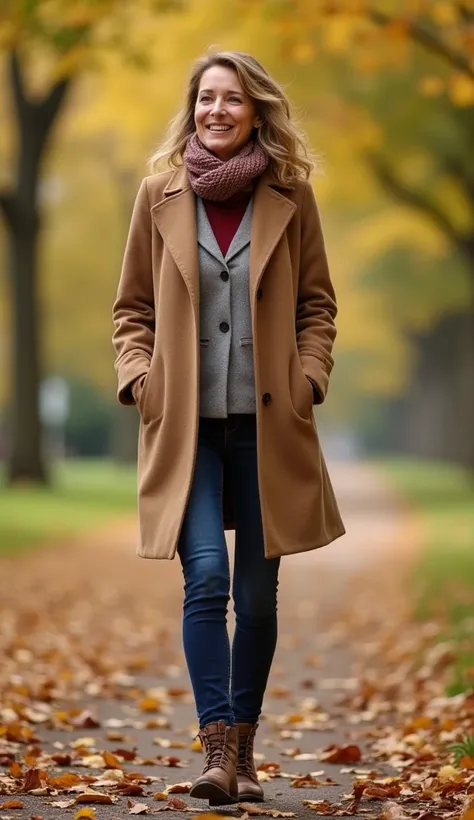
left=229, top=96, right=242, bottom=103
left=199, top=94, right=212, bottom=103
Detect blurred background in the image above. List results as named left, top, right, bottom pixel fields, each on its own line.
left=0, top=1, right=472, bottom=610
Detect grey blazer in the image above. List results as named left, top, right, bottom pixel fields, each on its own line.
left=196, top=195, right=256, bottom=418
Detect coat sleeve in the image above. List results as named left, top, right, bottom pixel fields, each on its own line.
left=112, top=178, right=155, bottom=406
left=296, top=181, right=338, bottom=405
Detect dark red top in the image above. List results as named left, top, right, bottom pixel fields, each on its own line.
left=203, top=190, right=252, bottom=257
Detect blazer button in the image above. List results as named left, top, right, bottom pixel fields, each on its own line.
left=257, top=288, right=263, bottom=300
left=262, top=392, right=272, bottom=406
left=220, top=271, right=229, bottom=282
left=219, top=321, right=230, bottom=333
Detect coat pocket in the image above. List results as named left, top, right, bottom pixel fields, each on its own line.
left=137, top=354, right=164, bottom=425
left=289, top=353, right=313, bottom=421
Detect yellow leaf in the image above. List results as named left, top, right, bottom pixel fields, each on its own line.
left=438, top=764, right=458, bottom=781
left=75, top=809, right=96, bottom=820
left=190, top=737, right=202, bottom=752
left=448, top=73, right=474, bottom=106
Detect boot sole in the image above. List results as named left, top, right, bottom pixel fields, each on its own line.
left=190, top=780, right=238, bottom=806
left=238, top=792, right=264, bottom=802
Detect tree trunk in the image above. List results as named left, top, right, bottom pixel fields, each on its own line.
left=0, top=51, right=70, bottom=484
left=7, top=209, right=46, bottom=481
left=393, top=308, right=474, bottom=469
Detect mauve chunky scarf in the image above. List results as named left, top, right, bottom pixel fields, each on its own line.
left=184, top=133, right=269, bottom=202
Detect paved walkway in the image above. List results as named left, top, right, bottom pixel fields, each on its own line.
left=0, top=461, right=418, bottom=819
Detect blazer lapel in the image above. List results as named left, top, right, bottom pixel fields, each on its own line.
left=151, top=167, right=200, bottom=310
left=196, top=197, right=226, bottom=266
left=225, top=198, right=253, bottom=263
left=249, top=171, right=296, bottom=301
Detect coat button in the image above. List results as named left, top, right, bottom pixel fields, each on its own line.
left=219, top=321, right=230, bottom=333
left=257, top=288, right=263, bottom=300
left=262, top=392, right=272, bottom=406
left=220, top=271, right=229, bottom=282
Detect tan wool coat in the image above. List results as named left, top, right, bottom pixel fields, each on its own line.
left=112, top=165, right=346, bottom=560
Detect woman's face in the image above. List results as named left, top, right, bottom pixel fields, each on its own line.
left=194, top=65, right=260, bottom=161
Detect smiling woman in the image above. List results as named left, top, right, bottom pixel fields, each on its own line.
left=194, top=65, right=262, bottom=160
left=113, top=48, right=344, bottom=811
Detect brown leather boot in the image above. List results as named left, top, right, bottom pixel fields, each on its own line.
left=190, top=720, right=238, bottom=805
left=236, top=722, right=264, bottom=802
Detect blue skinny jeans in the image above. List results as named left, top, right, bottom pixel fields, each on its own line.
left=177, top=414, right=280, bottom=729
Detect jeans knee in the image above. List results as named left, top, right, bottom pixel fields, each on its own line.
left=183, top=556, right=230, bottom=605
left=234, top=586, right=278, bottom=622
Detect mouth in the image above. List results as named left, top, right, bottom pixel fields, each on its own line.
left=206, top=124, right=233, bottom=133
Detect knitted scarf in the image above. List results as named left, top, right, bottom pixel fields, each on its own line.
left=183, top=133, right=269, bottom=202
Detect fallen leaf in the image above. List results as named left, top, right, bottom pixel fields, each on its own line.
left=379, top=802, right=410, bottom=819
left=50, top=800, right=76, bottom=808
left=166, top=782, right=192, bottom=794
left=129, top=804, right=149, bottom=815
left=291, top=775, right=326, bottom=788
left=23, top=768, right=42, bottom=791
left=75, top=792, right=114, bottom=804
left=48, top=772, right=83, bottom=789
left=321, top=744, right=362, bottom=764
left=103, top=750, right=123, bottom=769
left=139, top=697, right=161, bottom=713
left=0, top=801, right=24, bottom=810
left=70, top=711, right=101, bottom=729
left=238, top=804, right=295, bottom=817
left=167, top=798, right=188, bottom=810
left=74, top=809, right=97, bottom=820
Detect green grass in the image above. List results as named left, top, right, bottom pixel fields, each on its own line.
left=383, top=458, right=474, bottom=694
left=0, top=459, right=137, bottom=555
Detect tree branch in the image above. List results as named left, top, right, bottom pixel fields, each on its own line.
left=37, top=75, right=71, bottom=133
left=9, top=50, right=28, bottom=121
left=366, top=151, right=464, bottom=246
left=368, top=7, right=474, bottom=79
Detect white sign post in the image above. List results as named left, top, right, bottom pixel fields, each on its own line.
left=39, top=376, right=70, bottom=460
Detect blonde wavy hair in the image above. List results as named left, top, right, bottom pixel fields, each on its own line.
left=149, top=50, right=314, bottom=185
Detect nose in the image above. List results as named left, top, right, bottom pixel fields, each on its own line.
left=211, top=97, right=226, bottom=116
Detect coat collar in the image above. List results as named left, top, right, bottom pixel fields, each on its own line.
left=152, top=165, right=297, bottom=313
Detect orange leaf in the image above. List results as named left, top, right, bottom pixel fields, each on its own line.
left=0, top=799, right=24, bottom=809
left=75, top=792, right=113, bottom=804
left=48, top=772, right=83, bottom=788
left=103, top=749, right=122, bottom=769
left=321, top=744, right=362, bottom=764
left=139, top=696, right=161, bottom=712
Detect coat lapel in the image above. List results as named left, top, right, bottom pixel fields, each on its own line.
left=249, top=171, right=296, bottom=301
left=150, top=165, right=297, bottom=310
left=151, top=166, right=200, bottom=310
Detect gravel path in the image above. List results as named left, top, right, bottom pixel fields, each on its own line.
left=0, top=461, right=418, bottom=820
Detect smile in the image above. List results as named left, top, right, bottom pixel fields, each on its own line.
left=206, top=125, right=233, bottom=132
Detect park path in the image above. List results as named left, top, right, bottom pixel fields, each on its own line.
left=0, top=460, right=423, bottom=819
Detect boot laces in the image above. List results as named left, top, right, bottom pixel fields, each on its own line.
left=201, top=727, right=232, bottom=772
left=237, top=730, right=257, bottom=779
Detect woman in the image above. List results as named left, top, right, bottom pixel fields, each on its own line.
left=112, top=50, right=345, bottom=807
